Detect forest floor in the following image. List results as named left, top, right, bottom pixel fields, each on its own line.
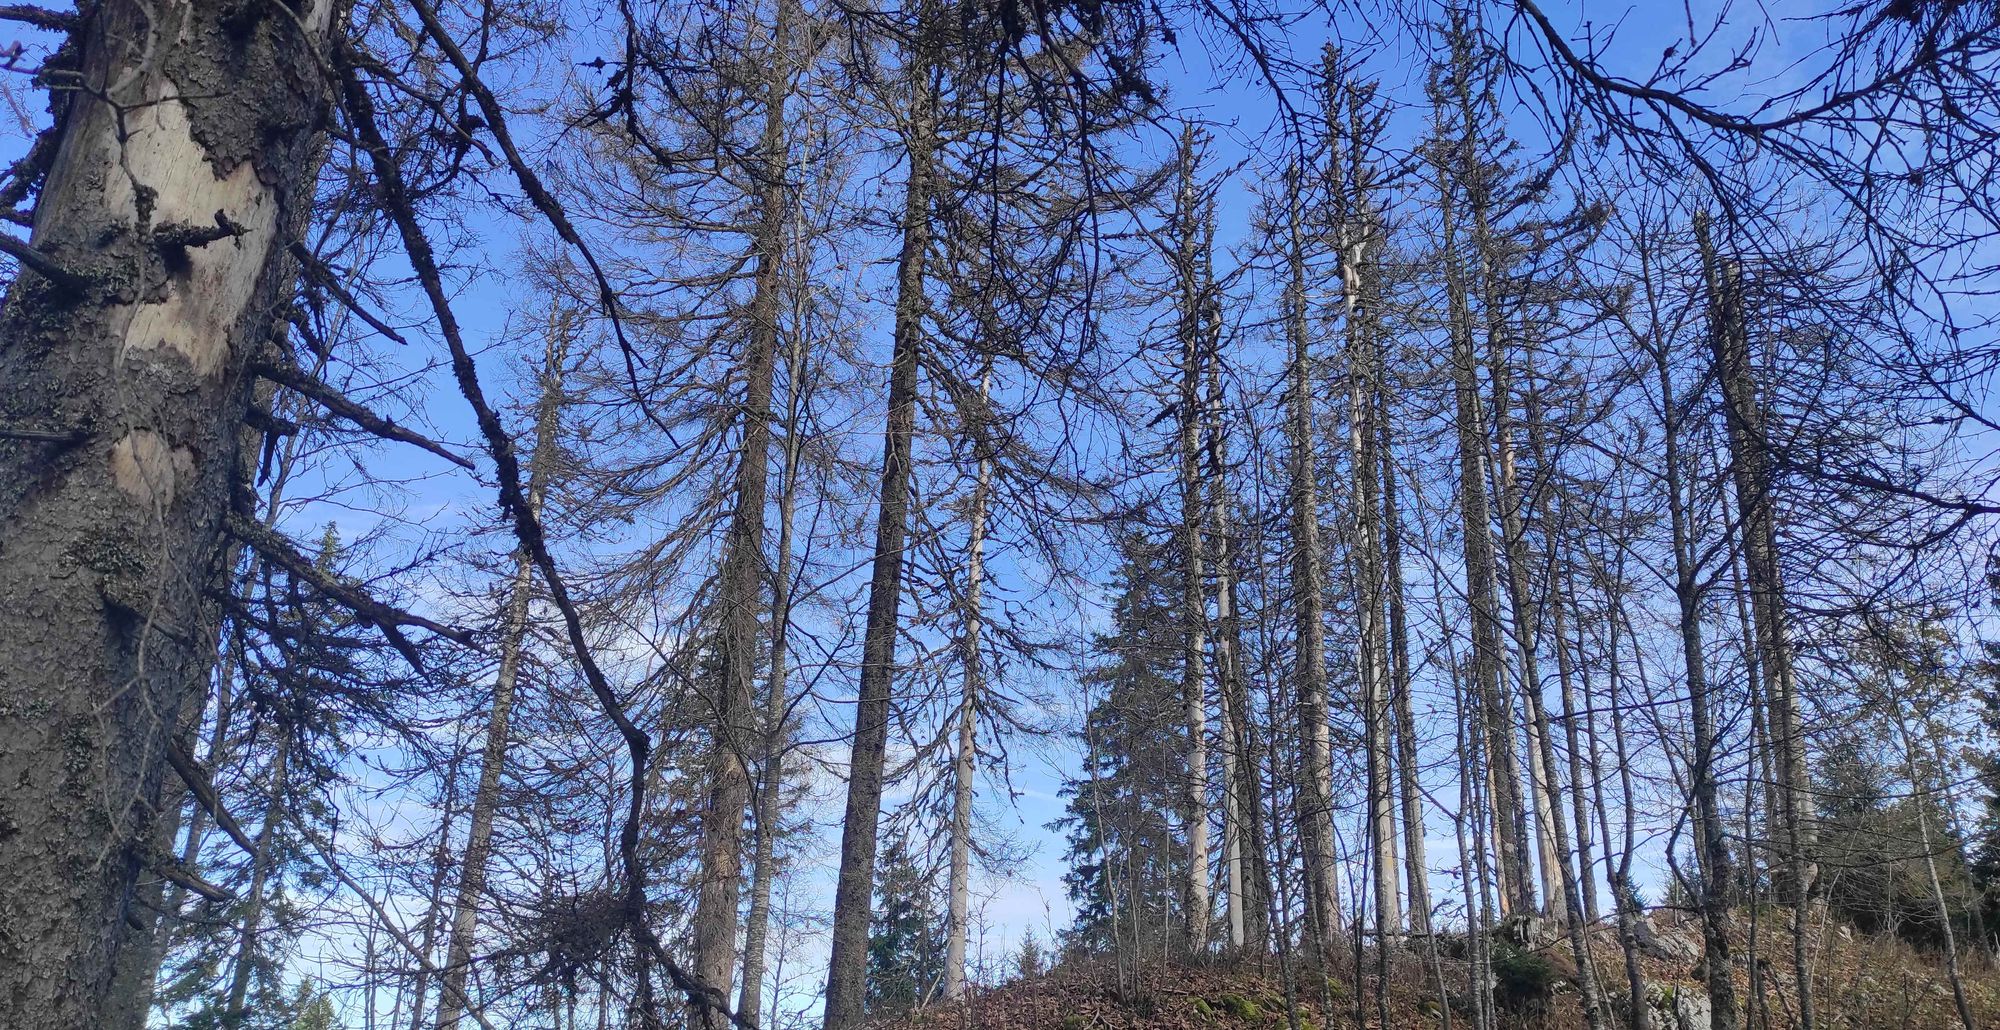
left=873, top=910, right=2000, bottom=1029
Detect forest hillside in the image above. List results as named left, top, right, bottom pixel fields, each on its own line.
left=880, top=911, right=2000, bottom=1030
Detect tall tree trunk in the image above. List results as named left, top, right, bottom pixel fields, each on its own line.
left=821, top=24, right=936, bottom=1026
left=1436, top=193, right=1532, bottom=915
left=0, top=1, right=339, bottom=1023
left=943, top=368, right=993, bottom=1001
left=1650, top=252, right=1740, bottom=1030
left=1173, top=136, right=1213, bottom=956
left=435, top=313, right=574, bottom=1030
left=692, top=1, right=797, bottom=1013
left=1207, top=355, right=1264, bottom=954
left=1546, top=529, right=1600, bottom=926
left=1695, top=211, right=1816, bottom=1030
left=1429, top=23, right=1533, bottom=907
left=1376, top=385, right=1430, bottom=936
left=1340, top=206, right=1401, bottom=946
left=739, top=229, right=811, bottom=1028
left=1283, top=168, right=1342, bottom=955
left=1598, top=563, right=1649, bottom=1030
left=1888, top=704, right=1976, bottom=1030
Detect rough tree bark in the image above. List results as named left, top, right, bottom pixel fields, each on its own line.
left=691, top=1, right=797, bottom=1014
left=821, top=18, right=936, bottom=1025
left=0, top=0, right=340, bottom=1024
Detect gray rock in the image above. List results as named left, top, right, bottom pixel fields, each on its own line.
left=1632, top=915, right=1703, bottom=965
left=1643, top=982, right=1711, bottom=1030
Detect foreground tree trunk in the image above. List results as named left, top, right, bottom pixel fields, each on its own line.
left=821, top=23, right=937, bottom=1026
left=1696, top=212, right=1817, bottom=1030
left=0, top=1, right=339, bottom=1024
left=691, top=6, right=798, bottom=1014
left=1658, top=229, right=1740, bottom=1030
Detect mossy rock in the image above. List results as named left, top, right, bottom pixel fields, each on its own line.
left=1215, top=993, right=1261, bottom=1020
left=1192, top=998, right=1215, bottom=1020
left=1061, top=1015, right=1088, bottom=1030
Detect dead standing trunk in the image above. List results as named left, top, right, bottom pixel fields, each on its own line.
left=943, top=368, right=993, bottom=1000
left=1207, top=355, right=1267, bottom=954
left=1436, top=194, right=1532, bottom=917
left=738, top=228, right=812, bottom=1028
left=1376, top=386, right=1430, bottom=935
left=1647, top=249, right=1740, bottom=1030
left=1282, top=168, right=1343, bottom=956
left=691, top=1, right=798, bottom=1014
left=1695, top=211, right=1816, bottom=1030
left=0, top=1, right=340, bottom=1024
left=1428, top=20, right=1534, bottom=910
left=1173, top=137, right=1213, bottom=956
left=1327, top=78, right=1401, bottom=940
left=435, top=313, right=575, bottom=1030
left=821, top=19, right=937, bottom=1026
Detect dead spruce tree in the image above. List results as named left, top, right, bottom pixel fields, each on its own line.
left=0, top=2, right=348, bottom=1024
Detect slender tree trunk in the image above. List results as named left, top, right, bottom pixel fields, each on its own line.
left=1548, top=538, right=1600, bottom=926
left=1206, top=356, right=1264, bottom=953
left=0, top=1, right=339, bottom=1023
left=1343, top=229, right=1401, bottom=946
left=1488, top=308, right=1570, bottom=930
left=405, top=746, right=467, bottom=1030
left=1889, top=704, right=1976, bottom=1030
left=435, top=314, right=573, bottom=1030
left=1696, top=212, right=1816, bottom=1030
left=223, top=734, right=293, bottom=1026
left=692, top=5, right=799, bottom=1012
left=739, top=227, right=811, bottom=1027
left=1428, top=32, right=1534, bottom=907
left=1282, top=168, right=1342, bottom=957
left=822, top=23, right=936, bottom=1025
left=1376, top=384, right=1430, bottom=936
left=1173, top=137, right=1213, bottom=955
left=1437, top=197, right=1531, bottom=915
left=1649, top=267, right=1740, bottom=1030
left=1599, top=568, right=1649, bottom=1030
left=943, top=369, right=993, bottom=1000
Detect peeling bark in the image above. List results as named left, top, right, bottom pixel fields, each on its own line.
left=0, top=0, right=338, bottom=1023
